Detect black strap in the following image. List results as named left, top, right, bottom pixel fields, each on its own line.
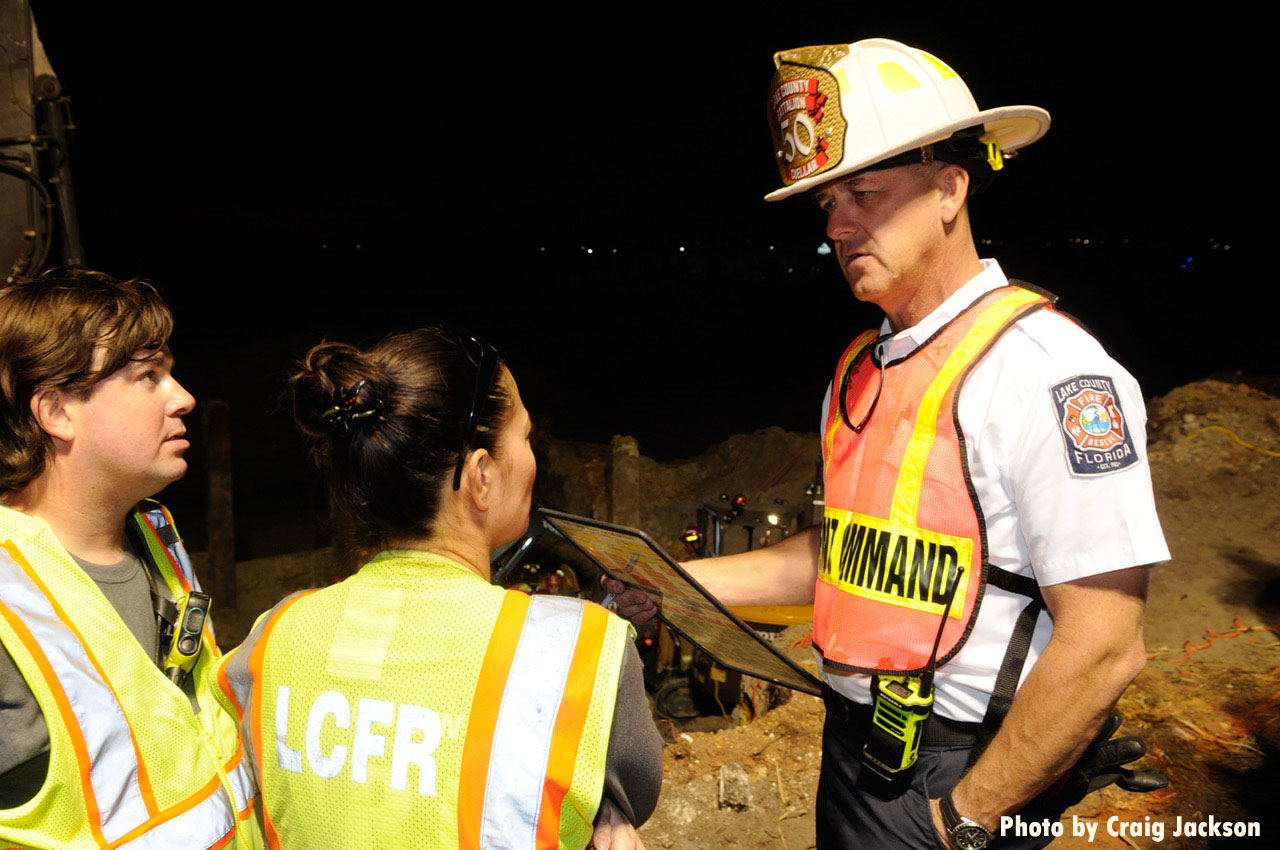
left=986, top=565, right=1042, bottom=602
left=151, top=590, right=180, bottom=625
left=822, top=684, right=982, bottom=747
left=126, top=511, right=180, bottom=667
left=152, top=520, right=180, bottom=549
left=1007, top=278, right=1058, bottom=307
left=967, top=567, right=1045, bottom=768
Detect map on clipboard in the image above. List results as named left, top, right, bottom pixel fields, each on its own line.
left=539, top=508, right=821, bottom=695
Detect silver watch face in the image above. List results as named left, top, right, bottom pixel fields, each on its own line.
left=953, top=823, right=991, bottom=850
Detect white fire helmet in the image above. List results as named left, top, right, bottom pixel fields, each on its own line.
left=766, top=39, right=1050, bottom=201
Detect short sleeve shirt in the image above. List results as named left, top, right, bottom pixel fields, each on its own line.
left=820, top=260, right=1169, bottom=721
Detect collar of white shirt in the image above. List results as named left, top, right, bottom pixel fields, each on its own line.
left=877, top=258, right=1008, bottom=361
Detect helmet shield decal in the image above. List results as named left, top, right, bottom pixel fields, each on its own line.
left=768, top=45, right=848, bottom=188
left=763, top=39, right=1050, bottom=202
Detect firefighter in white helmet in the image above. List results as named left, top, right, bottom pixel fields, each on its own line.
left=611, top=38, right=1168, bottom=849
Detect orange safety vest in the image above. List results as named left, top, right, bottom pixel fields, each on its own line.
left=815, top=285, right=1051, bottom=675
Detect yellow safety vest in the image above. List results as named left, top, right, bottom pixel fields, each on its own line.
left=214, top=550, right=629, bottom=850
left=0, top=502, right=262, bottom=850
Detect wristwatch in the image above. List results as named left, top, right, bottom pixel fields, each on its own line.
left=940, top=791, right=994, bottom=850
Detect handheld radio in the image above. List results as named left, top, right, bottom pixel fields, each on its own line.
left=164, top=590, right=210, bottom=686
left=860, top=566, right=964, bottom=796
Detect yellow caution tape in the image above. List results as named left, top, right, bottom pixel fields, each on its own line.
left=1187, top=425, right=1280, bottom=457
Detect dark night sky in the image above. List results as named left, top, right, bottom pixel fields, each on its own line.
left=27, top=5, right=1272, bottom=551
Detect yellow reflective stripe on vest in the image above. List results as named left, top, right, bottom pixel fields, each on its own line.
left=890, top=288, right=1047, bottom=527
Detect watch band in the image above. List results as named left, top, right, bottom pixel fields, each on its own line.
left=940, top=791, right=994, bottom=850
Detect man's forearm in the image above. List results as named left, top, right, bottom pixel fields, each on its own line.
left=681, top=524, right=822, bottom=607
left=934, top=567, right=1150, bottom=839
left=945, top=628, right=1146, bottom=828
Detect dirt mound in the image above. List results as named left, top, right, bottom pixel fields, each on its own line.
left=1143, top=380, right=1279, bottom=668
left=641, top=626, right=825, bottom=850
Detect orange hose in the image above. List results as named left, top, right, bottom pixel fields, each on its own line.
left=1170, top=617, right=1276, bottom=663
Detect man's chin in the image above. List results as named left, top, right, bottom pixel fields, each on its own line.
left=147, top=463, right=190, bottom=494
left=847, top=277, right=885, bottom=304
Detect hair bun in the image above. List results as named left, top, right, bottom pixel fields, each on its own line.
left=289, top=340, right=390, bottom=440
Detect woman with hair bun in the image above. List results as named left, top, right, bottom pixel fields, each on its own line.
left=214, top=328, right=662, bottom=850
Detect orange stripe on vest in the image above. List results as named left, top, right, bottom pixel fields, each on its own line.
left=250, top=590, right=316, bottom=850
left=456, top=590, right=531, bottom=849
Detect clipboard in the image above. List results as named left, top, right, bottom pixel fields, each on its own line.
left=539, top=508, right=822, bottom=696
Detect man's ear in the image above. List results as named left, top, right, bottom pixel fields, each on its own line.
left=461, top=448, right=494, bottom=512
left=936, top=164, right=970, bottom=225
left=30, top=390, right=75, bottom=443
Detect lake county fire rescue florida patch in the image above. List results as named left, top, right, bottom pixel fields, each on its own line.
left=1051, top=375, right=1139, bottom=476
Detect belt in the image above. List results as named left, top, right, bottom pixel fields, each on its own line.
left=822, top=683, right=982, bottom=748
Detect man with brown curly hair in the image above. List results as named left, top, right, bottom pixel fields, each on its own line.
left=0, top=268, right=262, bottom=849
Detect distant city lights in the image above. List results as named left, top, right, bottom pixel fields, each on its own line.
left=523, top=235, right=1236, bottom=266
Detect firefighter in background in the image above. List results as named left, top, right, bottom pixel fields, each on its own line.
left=512, top=562, right=580, bottom=596
left=611, top=39, right=1167, bottom=849
left=0, top=268, right=261, bottom=849
left=214, top=329, right=662, bottom=850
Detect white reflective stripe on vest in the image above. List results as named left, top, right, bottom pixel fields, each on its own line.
left=114, top=781, right=237, bottom=850
left=480, top=595, right=584, bottom=850
left=0, top=547, right=151, bottom=844
left=224, top=754, right=256, bottom=815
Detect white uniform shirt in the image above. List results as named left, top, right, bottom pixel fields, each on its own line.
left=820, top=260, right=1169, bottom=722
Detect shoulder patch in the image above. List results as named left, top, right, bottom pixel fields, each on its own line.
left=1050, top=375, right=1140, bottom=476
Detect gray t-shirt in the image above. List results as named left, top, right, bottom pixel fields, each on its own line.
left=602, top=639, right=664, bottom=826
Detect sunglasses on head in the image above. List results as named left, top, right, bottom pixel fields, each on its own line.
left=450, top=333, right=501, bottom=491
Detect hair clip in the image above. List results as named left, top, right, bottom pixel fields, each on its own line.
left=321, top=380, right=382, bottom=434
